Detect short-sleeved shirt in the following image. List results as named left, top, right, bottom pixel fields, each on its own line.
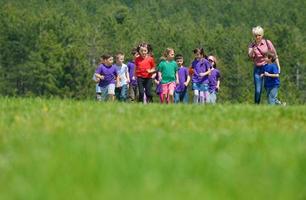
left=264, top=63, right=280, bottom=88
left=135, top=56, right=155, bottom=78
left=127, top=61, right=137, bottom=86
left=191, top=59, right=200, bottom=68
left=115, top=63, right=128, bottom=87
left=158, top=60, right=178, bottom=84
left=249, top=39, right=276, bottom=66
left=208, top=68, right=221, bottom=92
left=192, top=58, right=211, bottom=84
left=95, top=64, right=118, bottom=87
left=175, top=66, right=189, bottom=92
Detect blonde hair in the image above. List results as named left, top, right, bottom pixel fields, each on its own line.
left=160, top=48, right=174, bottom=61
left=252, top=26, right=264, bottom=36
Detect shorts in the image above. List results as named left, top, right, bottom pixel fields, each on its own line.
left=192, top=82, right=209, bottom=92
left=162, top=82, right=176, bottom=95
left=100, top=83, right=115, bottom=100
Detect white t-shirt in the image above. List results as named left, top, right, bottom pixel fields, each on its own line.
left=115, top=64, right=128, bottom=86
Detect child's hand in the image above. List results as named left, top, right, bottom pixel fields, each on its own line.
left=199, top=73, right=205, bottom=77
left=100, top=75, right=105, bottom=80
left=264, top=72, right=270, bottom=76
left=184, top=82, right=188, bottom=86
left=260, top=74, right=264, bottom=77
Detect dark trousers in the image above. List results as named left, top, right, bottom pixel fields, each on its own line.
left=137, top=77, right=153, bottom=103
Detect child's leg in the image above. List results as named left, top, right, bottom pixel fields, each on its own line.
left=199, top=91, right=205, bottom=104
left=193, top=90, right=199, bottom=104
left=182, top=89, right=189, bottom=104
left=96, top=93, right=102, bottom=101
left=161, top=83, right=168, bottom=104
left=100, top=86, right=108, bottom=101
left=120, top=84, right=128, bottom=102
left=168, top=82, right=176, bottom=104
left=137, top=78, right=145, bottom=103
left=96, top=84, right=102, bottom=101
left=268, top=87, right=280, bottom=105
left=115, top=87, right=121, bottom=101
left=108, top=84, right=116, bottom=102
left=144, top=78, right=153, bottom=103
left=174, top=91, right=180, bottom=103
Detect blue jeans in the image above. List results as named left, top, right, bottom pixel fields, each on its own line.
left=174, top=89, right=188, bottom=104
left=254, top=66, right=265, bottom=104
left=115, top=84, right=128, bottom=101
left=266, top=87, right=281, bottom=105
left=208, top=91, right=217, bottom=104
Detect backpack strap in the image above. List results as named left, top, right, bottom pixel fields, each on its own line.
left=255, top=39, right=272, bottom=57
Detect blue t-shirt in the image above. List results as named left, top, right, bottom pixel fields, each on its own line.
left=264, top=63, right=280, bottom=88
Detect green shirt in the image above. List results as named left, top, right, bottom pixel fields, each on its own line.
left=158, top=60, right=178, bottom=84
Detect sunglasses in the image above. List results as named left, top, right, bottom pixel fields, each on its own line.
left=208, top=59, right=214, bottom=63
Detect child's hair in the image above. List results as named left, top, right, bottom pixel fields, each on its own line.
left=137, top=42, right=153, bottom=55
left=208, top=55, right=217, bottom=67
left=265, top=51, right=276, bottom=62
left=193, top=47, right=207, bottom=59
left=101, top=54, right=113, bottom=60
left=160, top=48, right=174, bottom=61
left=131, top=48, right=138, bottom=56
left=115, top=52, right=124, bottom=60
left=175, top=54, right=184, bottom=61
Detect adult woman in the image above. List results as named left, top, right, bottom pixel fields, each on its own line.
left=248, top=26, right=281, bottom=104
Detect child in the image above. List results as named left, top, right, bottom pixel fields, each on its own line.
left=135, top=42, right=156, bottom=103
left=174, top=54, right=190, bottom=103
left=127, top=48, right=139, bottom=102
left=95, top=54, right=119, bottom=102
left=152, top=71, right=163, bottom=103
left=262, top=51, right=284, bottom=105
left=93, top=56, right=104, bottom=101
left=114, top=52, right=130, bottom=102
left=157, top=48, right=178, bottom=104
left=189, top=48, right=205, bottom=77
left=207, top=55, right=221, bottom=104
left=192, top=49, right=211, bottom=104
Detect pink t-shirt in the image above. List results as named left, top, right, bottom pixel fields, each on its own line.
left=249, top=39, right=276, bottom=66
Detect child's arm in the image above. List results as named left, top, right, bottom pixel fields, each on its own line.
left=176, top=71, right=179, bottom=84
left=185, top=75, right=191, bottom=86
left=264, top=72, right=279, bottom=78
left=199, top=68, right=211, bottom=77
left=126, top=68, right=130, bottom=84
left=216, top=79, right=220, bottom=90
left=95, top=73, right=104, bottom=80
left=116, top=75, right=120, bottom=87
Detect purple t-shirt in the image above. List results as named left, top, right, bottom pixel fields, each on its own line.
left=95, top=64, right=118, bottom=87
left=155, top=73, right=162, bottom=95
left=191, top=59, right=200, bottom=68
left=192, top=58, right=211, bottom=84
left=175, top=66, right=189, bottom=92
left=127, top=61, right=137, bottom=86
left=208, top=68, right=220, bottom=92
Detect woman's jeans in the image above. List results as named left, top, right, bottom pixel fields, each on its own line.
left=253, top=66, right=265, bottom=104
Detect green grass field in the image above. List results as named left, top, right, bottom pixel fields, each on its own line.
left=1, top=98, right=306, bottom=200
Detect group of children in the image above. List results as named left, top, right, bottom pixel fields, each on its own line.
left=93, top=43, right=282, bottom=105
left=93, top=44, right=221, bottom=104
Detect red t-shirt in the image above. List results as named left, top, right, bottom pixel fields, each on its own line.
left=135, top=56, right=155, bottom=78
